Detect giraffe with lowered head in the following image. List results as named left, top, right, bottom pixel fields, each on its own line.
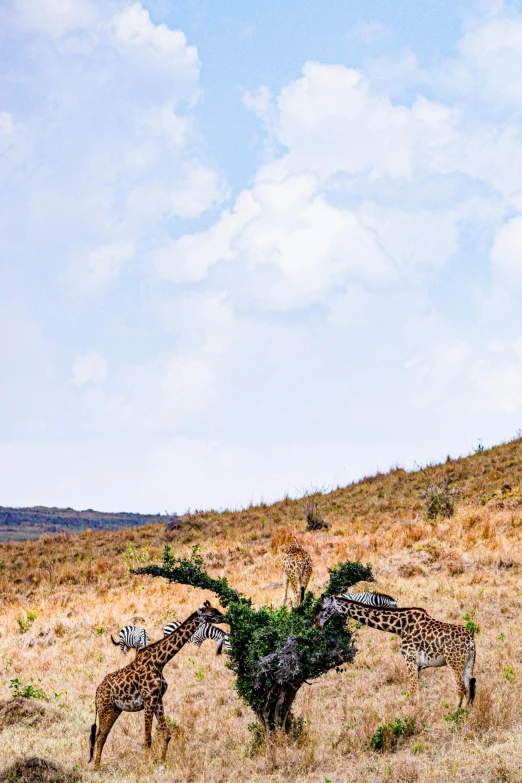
left=89, top=601, right=225, bottom=770
left=316, top=596, right=476, bottom=708
left=282, top=537, right=313, bottom=605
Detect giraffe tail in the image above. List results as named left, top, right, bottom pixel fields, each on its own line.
left=300, top=586, right=305, bottom=604
left=88, top=707, right=97, bottom=763
left=469, top=677, right=476, bottom=704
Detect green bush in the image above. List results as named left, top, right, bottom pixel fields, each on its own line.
left=133, top=545, right=372, bottom=731
left=9, top=678, right=48, bottom=700
left=463, top=610, right=480, bottom=637
left=370, top=716, right=417, bottom=752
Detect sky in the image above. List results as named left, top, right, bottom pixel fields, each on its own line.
left=1, top=0, right=522, bottom=513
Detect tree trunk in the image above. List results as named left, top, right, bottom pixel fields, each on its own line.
left=254, top=683, right=300, bottom=732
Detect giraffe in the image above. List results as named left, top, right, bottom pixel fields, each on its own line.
left=89, top=601, right=225, bottom=770
left=282, top=537, right=313, bottom=605
left=316, top=596, right=476, bottom=708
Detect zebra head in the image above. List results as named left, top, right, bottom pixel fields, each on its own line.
left=315, top=595, right=342, bottom=627
left=196, top=600, right=225, bottom=626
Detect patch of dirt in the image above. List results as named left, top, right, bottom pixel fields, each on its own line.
left=0, top=757, right=81, bottom=783
left=0, top=699, right=59, bottom=731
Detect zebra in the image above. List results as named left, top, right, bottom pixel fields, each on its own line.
left=163, top=620, right=228, bottom=654
left=339, top=591, right=397, bottom=607
left=111, top=625, right=150, bottom=655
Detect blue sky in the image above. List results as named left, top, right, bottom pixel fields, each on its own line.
left=1, top=0, right=522, bottom=512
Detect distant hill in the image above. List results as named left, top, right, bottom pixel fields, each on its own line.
left=0, top=505, right=168, bottom=541
left=2, top=434, right=521, bottom=543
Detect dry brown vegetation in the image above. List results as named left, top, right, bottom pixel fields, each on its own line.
left=1, top=439, right=522, bottom=782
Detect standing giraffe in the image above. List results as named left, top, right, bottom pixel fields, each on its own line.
left=282, top=537, right=313, bottom=605
left=316, top=596, right=476, bottom=708
left=89, top=601, right=225, bottom=770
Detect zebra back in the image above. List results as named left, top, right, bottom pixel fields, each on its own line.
left=341, top=591, right=397, bottom=608
left=163, top=620, right=182, bottom=638
left=163, top=620, right=227, bottom=651
left=114, top=625, right=150, bottom=654
left=191, top=624, right=226, bottom=648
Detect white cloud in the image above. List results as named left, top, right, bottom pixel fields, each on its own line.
left=111, top=2, right=199, bottom=78
left=155, top=62, right=468, bottom=310
left=2, top=0, right=223, bottom=297
left=71, top=241, right=134, bottom=293
left=490, top=215, right=522, bottom=289
left=71, top=350, right=108, bottom=388
left=476, top=360, right=522, bottom=414
left=16, top=0, right=97, bottom=40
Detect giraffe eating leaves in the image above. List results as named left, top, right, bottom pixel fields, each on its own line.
left=316, top=596, right=476, bottom=709
left=89, top=600, right=225, bottom=770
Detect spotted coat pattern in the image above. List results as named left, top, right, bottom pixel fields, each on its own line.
left=316, top=597, right=476, bottom=708
left=89, top=601, right=225, bottom=770
left=282, top=538, right=313, bottom=605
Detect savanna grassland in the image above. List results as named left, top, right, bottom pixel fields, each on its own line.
left=2, top=440, right=522, bottom=783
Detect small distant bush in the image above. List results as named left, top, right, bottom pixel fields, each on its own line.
left=16, top=609, right=38, bottom=634
left=301, top=496, right=330, bottom=531
left=463, top=610, right=480, bottom=637
left=473, top=439, right=484, bottom=454
left=503, top=665, right=517, bottom=683
left=122, top=543, right=152, bottom=570
left=421, top=477, right=458, bottom=521
left=445, top=707, right=468, bottom=727
left=370, top=716, right=417, bottom=752
left=9, top=678, right=48, bottom=700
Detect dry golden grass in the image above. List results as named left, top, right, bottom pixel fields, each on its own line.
left=1, top=439, right=522, bottom=781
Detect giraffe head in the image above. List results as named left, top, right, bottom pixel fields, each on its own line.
left=315, top=596, right=343, bottom=627
left=196, top=600, right=225, bottom=626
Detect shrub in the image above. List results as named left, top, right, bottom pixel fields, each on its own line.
left=133, top=545, right=372, bottom=732
left=301, top=496, right=330, bottom=531
left=421, top=477, right=458, bottom=521
left=370, top=716, right=417, bottom=752
left=16, top=609, right=38, bottom=634
left=445, top=707, right=468, bottom=727
left=463, top=610, right=480, bottom=638
left=9, top=679, right=48, bottom=700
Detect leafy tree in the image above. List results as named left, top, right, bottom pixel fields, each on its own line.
left=132, top=545, right=372, bottom=732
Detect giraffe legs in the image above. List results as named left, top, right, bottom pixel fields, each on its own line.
left=448, top=661, right=468, bottom=709
left=93, top=704, right=122, bottom=771
left=401, top=652, right=421, bottom=702
left=154, top=700, right=171, bottom=762
left=283, top=572, right=289, bottom=605
left=143, top=701, right=155, bottom=759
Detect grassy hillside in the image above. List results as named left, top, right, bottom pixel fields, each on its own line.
left=0, top=506, right=169, bottom=542
left=1, top=437, right=522, bottom=782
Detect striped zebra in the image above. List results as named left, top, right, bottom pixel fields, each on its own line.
left=163, top=620, right=228, bottom=653
left=111, top=626, right=150, bottom=655
left=340, top=591, right=397, bottom=607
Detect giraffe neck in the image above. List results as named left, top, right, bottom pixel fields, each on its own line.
left=339, top=602, right=407, bottom=635
left=140, top=612, right=201, bottom=668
